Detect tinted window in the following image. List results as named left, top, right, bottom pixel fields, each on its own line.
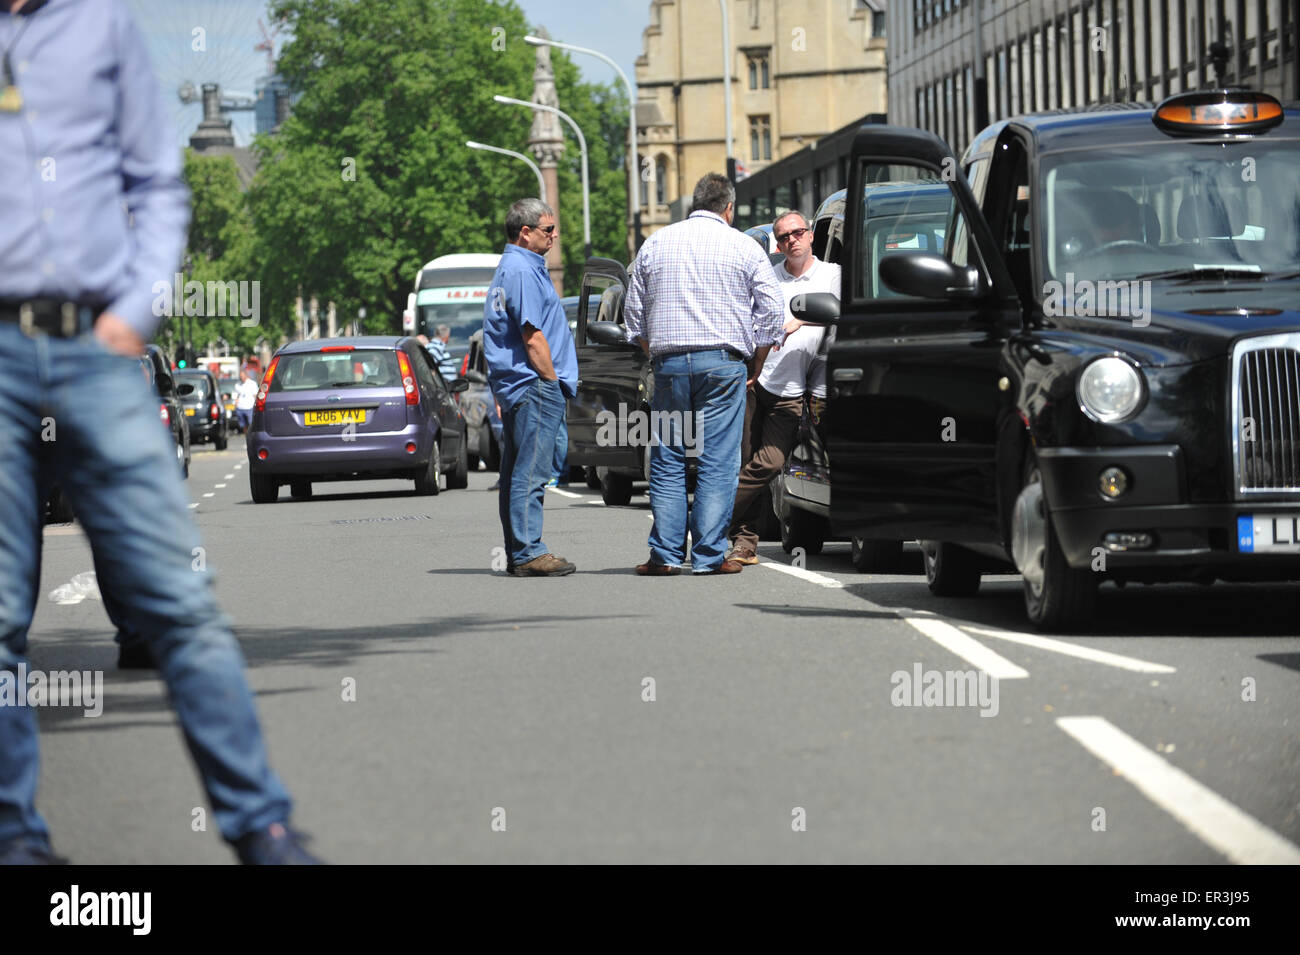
left=270, top=350, right=401, bottom=391
left=176, top=374, right=212, bottom=399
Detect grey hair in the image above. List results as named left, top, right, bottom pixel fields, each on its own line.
left=690, top=173, right=735, bottom=216
left=505, top=198, right=555, bottom=241
left=435, top=324, right=451, bottom=337
left=772, top=209, right=806, bottom=232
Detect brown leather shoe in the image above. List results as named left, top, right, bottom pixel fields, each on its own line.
left=728, top=546, right=759, bottom=565
left=511, top=553, right=576, bottom=577
left=698, top=559, right=744, bottom=575
left=635, top=561, right=681, bottom=576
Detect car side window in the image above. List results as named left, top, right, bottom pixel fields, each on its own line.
left=411, top=348, right=441, bottom=398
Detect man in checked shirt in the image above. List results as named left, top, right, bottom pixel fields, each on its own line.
left=624, top=173, right=785, bottom=575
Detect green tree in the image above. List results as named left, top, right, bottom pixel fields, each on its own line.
left=251, top=0, right=630, bottom=335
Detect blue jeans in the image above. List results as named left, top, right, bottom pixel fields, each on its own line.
left=498, top=377, right=566, bottom=566
left=647, top=350, right=746, bottom=572
left=552, top=413, right=568, bottom=481
left=236, top=407, right=253, bottom=432
left=0, top=324, right=292, bottom=849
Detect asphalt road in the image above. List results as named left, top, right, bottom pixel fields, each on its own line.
left=27, top=435, right=1300, bottom=863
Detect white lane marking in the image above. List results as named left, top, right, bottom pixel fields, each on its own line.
left=224, top=474, right=234, bottom=479
left=203, top=493, right=215, bottom=498
left=546, top=487, right=581, bottom=499
left=234, top=464, right=243, bottom=470
left=904, top=616, right=1029, bottom=680
left=188, top=503, right=200, bottom=509
left=963, top=625, right=1176, bottom=674
left=577, top=500, right=604, bottom=506
left=215, top=483, right=227, bottom=489
left=757, top=559, right=844, bottom=589
left=1057, top=716, right=1300, bottom=865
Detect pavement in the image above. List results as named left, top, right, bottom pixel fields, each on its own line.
left=26, top=435, right=1300, bottom=863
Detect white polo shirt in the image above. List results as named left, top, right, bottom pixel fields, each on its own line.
left=757, top=256, right=841, bottom=399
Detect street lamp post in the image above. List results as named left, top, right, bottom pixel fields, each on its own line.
left=718, top=0, right=734, bottom=182
left=465, top=140, right=547, bottom=204
left=494, top=94, right=591, bottom=258
left=523, top=34, right=640, bottom=253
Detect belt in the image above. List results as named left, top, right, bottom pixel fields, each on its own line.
left=654, top=347, right=748, bottom=362
left=0, top=299, right=106, bottom=338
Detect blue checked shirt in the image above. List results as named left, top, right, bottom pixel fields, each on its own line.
left=0, top=0, right=190, bottom=340
left=624, top=211, right=785, bottom=358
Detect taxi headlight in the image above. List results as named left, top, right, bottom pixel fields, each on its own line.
left=1077, top=357, right=1144, bottom=423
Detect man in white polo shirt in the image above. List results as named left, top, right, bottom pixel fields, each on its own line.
left=726, top=210, right=840, bottom=564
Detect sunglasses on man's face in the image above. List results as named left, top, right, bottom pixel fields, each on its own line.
left=775, top=227, right=809, bottom=244
left=528, top=223, right=557, bottom=235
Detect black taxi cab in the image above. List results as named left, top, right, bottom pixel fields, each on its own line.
left=797, top=89, right=1300, bottom=629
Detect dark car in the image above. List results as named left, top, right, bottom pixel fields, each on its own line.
left=772, top=181, right=953, bottom=568
left=458, top=329, right=502, bottom=471
left=175, top=369, right=229, bottom=450
left=802, top=89, right=1300, bottom=629
left=245, top=336, right=470, bottom=502
left=143, top=344, right=191, bottom=479
left=218, top=377, right=240, bottom=432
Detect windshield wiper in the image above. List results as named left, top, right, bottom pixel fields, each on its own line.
left=1134, top=265, right=1267, bottom=282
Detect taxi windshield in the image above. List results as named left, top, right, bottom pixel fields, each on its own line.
left=1041, top=140, right=1300, bottom=283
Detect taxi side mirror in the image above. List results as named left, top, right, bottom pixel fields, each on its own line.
left=587, top=321, right=631, bottom=347
left=448, top=378, right=469, bottom=394
left=879, top=252, right=981, bottom=300
left=463, top=369, right=487, bottom=385
left=791, top=292, right=840, bottom=325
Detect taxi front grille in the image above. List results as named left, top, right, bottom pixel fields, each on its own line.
left=1233, top=334, right=1300, bottom=496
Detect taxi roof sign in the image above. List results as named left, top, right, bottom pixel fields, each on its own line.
left=1153, top=89, right=1283, bottom=135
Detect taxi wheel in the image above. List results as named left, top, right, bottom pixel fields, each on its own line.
left=921, top=541, right=981, bottom=596
left=584, top=467, right=601, bottom=491
left=215, top=432, right=228, bottom=451
left=446, top=435, right=469, bottom=490
left=602, top=472, right=633, bottom=506
left=290, top=480, right=312, bottom=500
left=780, top=508, right=825, bottom=555
left=250, top=472, right=278, bottom=504
left=415, top=441, right=441, bottom=495
left=1013, top=458, right=1096, bottom=630
left=851, top=537, right=902, bottom=573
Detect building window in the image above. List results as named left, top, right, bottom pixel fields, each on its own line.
left=747, top=51, right=770, bottom=90
left=655, top=156, right=667, bottom=205
left=872, top=11, right=886, bottom=38
left=749, top=115, right=771, bottom=161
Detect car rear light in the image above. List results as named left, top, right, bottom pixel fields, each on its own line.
left=405, top=442, right=417, bottom=454
left=159, top=404, right=169, bottom=425
left=257, top=448, right=268, bottom=460
left=460, top=353, right=469, bottom=377
left=209, top=403, right=220, bottom=421
left=320, top=345, right=354, bottom=353
left=395, top=351, right=419, bottom=406
left=255, top=356, right=280, bottom=413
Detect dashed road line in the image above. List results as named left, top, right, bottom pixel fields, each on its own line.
left=202, top=493, right=215, bottom=498
left=963, top=625, right=1176, bottom=674
left=1057, top=716, right=1300, bottom=865
left=224, top=474, right=234, bottom=479
left=215, top=483, right=227, bottom=488
left=757, top=559, right=844, bottom=589
left=904, top=616, right=1030, bottom=680
left=546, top=487, right=581, bottom=499
left=188, top=503, right=200, bottom=509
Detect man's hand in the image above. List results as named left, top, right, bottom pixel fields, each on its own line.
left=521, top=323, right=557, bottom=380
left=94, top=312, right=145, bottom=357
left=774, top=316, right=806, bottom=351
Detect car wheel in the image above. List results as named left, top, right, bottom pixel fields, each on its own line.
left=446, top=434, right=469, bottom=489
left=601, top=472, right=633, bottom=506
left=780, top=507, right=826, bottom=555
left=250, top=472, right=278, bottom=504
left=177, top=442, right=189, bottom=479
left=47, top=486, right=75, bottom=524
left=415, top=440, right=441, bottom=495
left=1012, top=456, right=1097, bottom=630
left=584, top=466, right=601, bottom=491
left=290, top=480, right=312, bottom=500
left=851, top=537, right=902, bottom=573
left=215, top=431, right=228, bottom=451
left=921, top=540, right=981, bottom=596
left=483, top=430, right=501, bottom=472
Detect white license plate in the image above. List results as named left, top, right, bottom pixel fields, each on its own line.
left=1238, top=514, right=1300, bottom=553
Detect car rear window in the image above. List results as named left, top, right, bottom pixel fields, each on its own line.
left=270, top=349, right=402, bottom=391
left=177, top=375, right=212, bottom=399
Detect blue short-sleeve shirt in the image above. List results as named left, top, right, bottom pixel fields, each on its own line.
left=482, top=244, right=578, bottom=413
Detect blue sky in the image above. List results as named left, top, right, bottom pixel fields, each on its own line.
left=125, top=0, right=653, bottom=146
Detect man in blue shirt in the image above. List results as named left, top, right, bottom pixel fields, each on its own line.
left=483, top=199, right=578, bottom=577
left=0, top=0, right=316, bottom=864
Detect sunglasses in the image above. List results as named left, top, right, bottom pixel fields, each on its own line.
left=775, top=227, right=809, bottom=244
left=527, top=223, right=557, bottom=235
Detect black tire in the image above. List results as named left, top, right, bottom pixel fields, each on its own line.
left=780, top=507, right=825, bottom=555
left=250, top=472, right=278, bottom=504
left=584, top=467, right=601, bottom=490
left=215, top=431, right=228, bottom=451
left=415, top=440, right=441, bottom=495
left=289, top=480, right=312, bottom=500
left=851, top=537, right=903, bottom=573
left=601, top=471, right=633, bottom=506
left=467, top=448, right=480, bottom=471
left=921, top=541, right=982, bottom=596
left=47, top=487, right=75, bottom=523
left=446, top=434, right=469, bottom=489
left=483, top=430, right=501, bottom=472
left=1014, top=457, right=1097, bottom=630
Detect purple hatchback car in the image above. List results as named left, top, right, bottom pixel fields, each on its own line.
left=246, top=336, right=470, bottom=503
